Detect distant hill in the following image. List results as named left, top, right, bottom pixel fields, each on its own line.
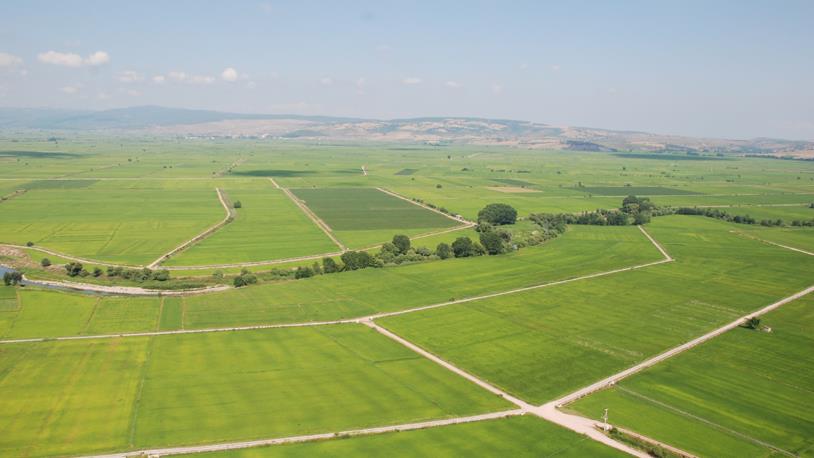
left=0, top=106, right=811, bottom=157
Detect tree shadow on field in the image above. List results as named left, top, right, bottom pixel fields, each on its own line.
left=0, top=150, right=80, bottom=159
left=231, top=169, right=317, bottom=177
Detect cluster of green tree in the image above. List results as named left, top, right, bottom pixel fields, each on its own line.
left=673, top=207, right=813, bottom=227
left=233, top=269, right=258, bottom=287
left=541, top=196, right=659, bottom=227
left=3, top=271, right=23, bottom=286
left=101, top=265, right=171, bottom=281
left=477, top=203, right=518, bottom=225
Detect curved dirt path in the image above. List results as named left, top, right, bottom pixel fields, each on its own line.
left=1, top=226, right=672, bottom=344
left=148, top=188, right=235, bottom=268
left=18, top=276, right=230, bottom=297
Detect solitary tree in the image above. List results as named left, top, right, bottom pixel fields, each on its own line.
left=392, top=234, right=411, bottom=254
left=435, top=242, right=452, bottom=259
left=64, top=262, right=84, bottom=277
left=746, top=317, right=761, bottom=330
left=233, top=200, right=242, bottom=209
left=40, top=258, right=51, bottom=267
left=479, top=231, right=505, bottom=255
left=451, top=237, right=475, bottom=258
left=478, top=203, right=517, bottom=225
left=322, top=257, right=339, bottom=274
left=3, top=271, right=23, bottom=286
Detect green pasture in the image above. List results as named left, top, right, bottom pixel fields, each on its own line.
left=180, top=415, right=625, bottom=458
left=570, top=294, right=814, bottom=458
left=379, top=216, right=814, bottom=403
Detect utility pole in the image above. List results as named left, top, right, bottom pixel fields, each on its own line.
left=602, top=408, right=610, bottom=431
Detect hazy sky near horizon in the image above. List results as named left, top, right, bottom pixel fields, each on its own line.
left=1, top=1, right=812, bottom=140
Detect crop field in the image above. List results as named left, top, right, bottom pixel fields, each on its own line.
left=290, top=187, right=461, bottom=248
left=569, top=294, right=814, bottom=458
left=0, top=180, right=224, bottom=265
left=182, top=225, right=659, bottom=329
left=0, top=290, right=161, bottom=339
left=165, top=185, right=337, bottom=266
left=179, top=415, right=625, bottom=458
left=379, top=216, right=814, bottom=403
left=0, top=325, right=508, bottom=457
left=0, top=138, right=813, bottom=458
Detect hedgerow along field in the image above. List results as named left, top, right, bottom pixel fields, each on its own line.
left=569, top=293, right=814, bottom=458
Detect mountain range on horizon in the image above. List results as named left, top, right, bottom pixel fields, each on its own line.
left=1, top=105, right=812, bottom=158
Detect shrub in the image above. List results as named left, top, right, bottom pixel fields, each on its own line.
left=478, top=203, right=517, bottom=225
left=392, top=234, right=411, bottom=254
left=451, top=237, right=475, bottom=258
left=435, top=242, right=452, bottom=259
left=40, top=258, right=51, bottom=267
left=322, top=257, right=339, bottom=274
left=64, top=262, right=84, bottom=277
left=26, top=241, right=34, bottom=247
left=233, top=200, right=242, bottom=209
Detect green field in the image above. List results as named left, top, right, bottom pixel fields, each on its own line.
left=379, top=216, right=814, bottom=403
left=0, top=180, right=224, bottom=265
left=290, top=187, right=461, bottom=248
left=0, top=290, right=161, bottom=339
left=570, top=294, right=814, bottom=458
left=179, top=415, right=625, bottom=458
left=1, top=138, right=813, bottom=457
left=166, top=185, right=337, bottom=265
left=0, top=325, right=508, bottom=457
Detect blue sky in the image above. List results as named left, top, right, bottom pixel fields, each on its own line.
left=1, top=0, right=812, bottom=139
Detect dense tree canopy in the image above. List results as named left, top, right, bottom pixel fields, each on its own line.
left=478, top=203, right=518, bottom=225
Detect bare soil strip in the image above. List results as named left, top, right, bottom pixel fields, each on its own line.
left=733, top=231, right=814, bottom=256
left=82, top=410, right=525, bottom=458
left=18, top=276, right=230, bottom=297
left=148, top=189, right=236, bottom=268
left=2, top=244, right=142, bottom=268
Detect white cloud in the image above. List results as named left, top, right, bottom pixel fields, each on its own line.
left=221, top=67, right=239, bottom=82
left=118, top=70, right=144, bottom=83
left=61, top=85, right=81, bottom=94
left=320, top=76, right=333, bottom=86
left=246, top=81, right=257, bottom=89
left=168, top=71, right=188, bottom=82
left=402, top=76, right=422, bottom=85
left=551, top=64, right=561, bottom=71
left=39, top=51, right=83, bottom=67
left=491, top=83, right=503, bottom=94
left=84, top=51, right=109, bottom=66
left=38, top=50, right=110, bottom=67
left=0, top=52, right=23, bottom=68
left=152, top=75, right=166, bottom=84
left=189, top=75, right=215, bottom=84
left=444, top=80, right=461, bottom=89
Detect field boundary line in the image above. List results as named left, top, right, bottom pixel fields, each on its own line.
left=1, top=244, right=140, bottom=268
left=362, top=321, right=648, bottom=457
left=615, top=386, right=795, bottom=457
left=79, top=409, right=525, bottom=458
left=733, top=231, right=814, bottom=256
left=547, top=283, right=814, bottom=408
left=0, top=225, right=672, bottom=343
left=278, top=185, right=347, bottom=252
left=267, top=177, right=281, bottom=189
left=375, top=187, right=475, bottom=226
left=148, top=188, right=236, bottom=269
left=18, top=276, right=230, bottom=297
